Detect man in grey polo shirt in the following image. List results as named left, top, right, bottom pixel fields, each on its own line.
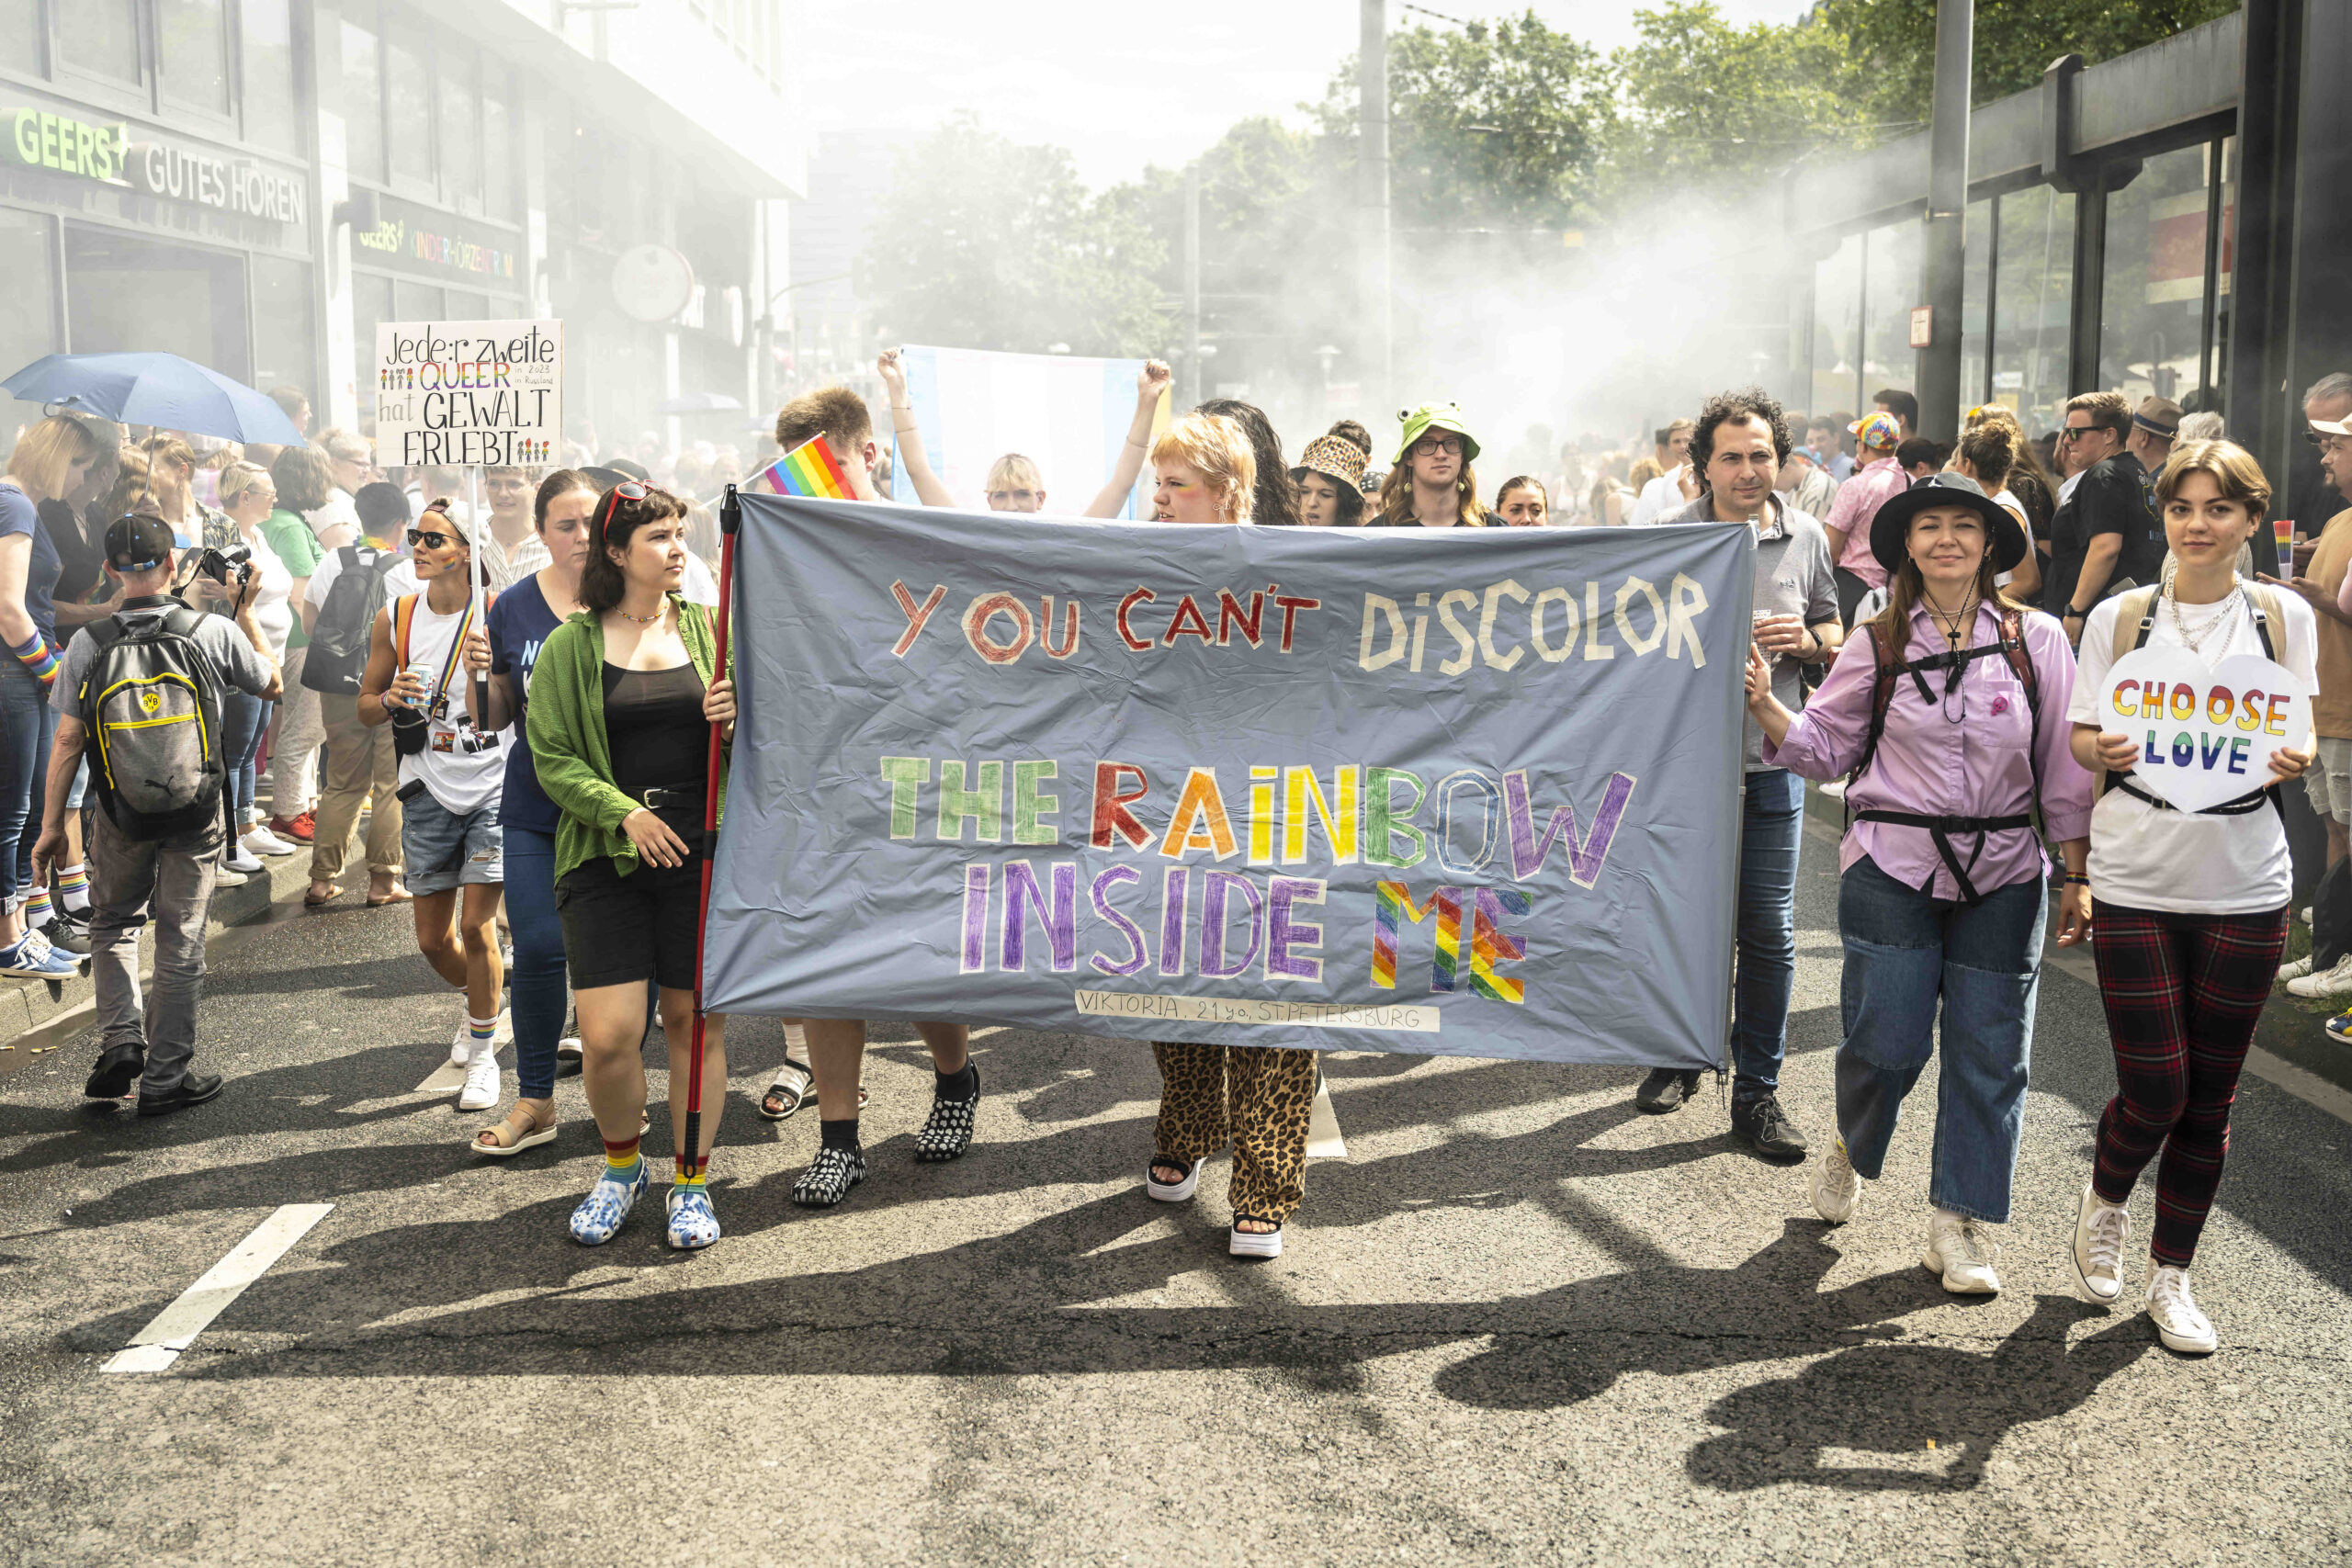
left=1635, top=388, right=1842, bottom=1161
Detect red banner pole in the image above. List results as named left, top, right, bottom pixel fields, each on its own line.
left=683, top=485, right=740, bottom=1166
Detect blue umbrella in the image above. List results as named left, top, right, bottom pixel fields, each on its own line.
left=3, top=352, right=306, bottom=446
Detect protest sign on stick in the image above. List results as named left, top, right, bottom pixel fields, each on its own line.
left=2099, top=646, right=2313, bottom=813
left=703, top=498, right=1756, bottom=1068
left=375, top=318, right=561, bottom=707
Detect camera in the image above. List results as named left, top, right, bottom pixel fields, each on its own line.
left=195, top=544, right=254, bottom=592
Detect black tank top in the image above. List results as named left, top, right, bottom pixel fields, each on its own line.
left=601, top=661, right=707, bottom=803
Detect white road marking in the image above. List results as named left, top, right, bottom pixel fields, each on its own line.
left=1307, top=1081, right=1347, bottom=1159
left=413, top=1044, right=503, bottom=1095
left=101, top=1203, right=334, bottom=1373
left=968, top=1027, right=1007, bottom=1040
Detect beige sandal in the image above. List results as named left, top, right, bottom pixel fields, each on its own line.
left=473, top=1101, right=557, bottom=1157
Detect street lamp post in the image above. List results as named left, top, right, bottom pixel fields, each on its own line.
left=1917, top=0, right=1973, bottom=441
left=1360, top=0, right=1391, bottom=423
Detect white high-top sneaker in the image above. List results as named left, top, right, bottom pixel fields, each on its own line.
left=2145, top=1264, right=2217, bottom=1354
left=2069, top=1185, right=2131, bottom=1305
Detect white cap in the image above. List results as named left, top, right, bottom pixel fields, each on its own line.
left=2312, top=416, right=2352, bottom=436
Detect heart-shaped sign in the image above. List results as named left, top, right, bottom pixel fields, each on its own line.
left=2098, top=646, right=2313, bottom=813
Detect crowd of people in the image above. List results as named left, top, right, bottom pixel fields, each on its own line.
left=6, top=355, right=2347, bottom=1362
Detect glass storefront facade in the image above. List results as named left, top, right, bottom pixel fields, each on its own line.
left=1807, top=127, right=2237, bottom=435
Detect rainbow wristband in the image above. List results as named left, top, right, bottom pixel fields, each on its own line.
left=9, top=632, right=58, bottom=692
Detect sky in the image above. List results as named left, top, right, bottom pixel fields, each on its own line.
left=805, top=0, right=1817, bottom=190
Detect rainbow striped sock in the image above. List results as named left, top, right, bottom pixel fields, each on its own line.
left=23, top=886, right=51, bottom=927
left=604, top=1135, right=642, bottom=1180
left=468, top=1014, right=496, bottom=1051
left=56, top=864, right=87, bottom=913
left=673, top=1156, right=707, bottom=1188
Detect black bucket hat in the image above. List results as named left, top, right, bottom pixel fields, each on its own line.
left=1869, top=471, right=2029, bottom=578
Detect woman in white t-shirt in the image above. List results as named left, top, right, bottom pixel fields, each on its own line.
left=2063, top=439, right=2314, bottom=1357
left=357, top=499, right=515, bottom=1113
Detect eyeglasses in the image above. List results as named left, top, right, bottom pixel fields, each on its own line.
left=406, top=528, right=457, bottom=550
left=1411, top=435, right=1464, bottom=457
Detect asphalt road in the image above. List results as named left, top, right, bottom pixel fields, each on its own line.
left=2, top=823, right=2347, bottom=1566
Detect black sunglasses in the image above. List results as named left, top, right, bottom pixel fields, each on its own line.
left=406, top=528, right=457, bottom=550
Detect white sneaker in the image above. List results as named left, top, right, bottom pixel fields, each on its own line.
left=2069, top=1184, right=2132, bottom=1306
left=2300, top=906, right=2313, bottom=927
left=2277, top=953, right=2318, bottom=983
left=1819, top=777, right=1848, bottom=801
left=1922, top=1210, right=2001, bottom=1294
left=2145, top=1264, right=2217, bottom=1354
left=213, top=861, right=249, bottom=888
left=1810, top=1139, right=1861, bottom=1224
left=2287, top=955, right=2352, bottom=998
left=449, top=1016, right=479, bottom=1066
left=241, top=828, right=297, bottom=857
left=223, top=843, right=265, bottom=874
left=458, top=1046, right=503, bottom=1111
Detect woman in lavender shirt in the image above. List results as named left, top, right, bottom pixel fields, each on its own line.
left=1746, top=473, right=2094, bottom=1296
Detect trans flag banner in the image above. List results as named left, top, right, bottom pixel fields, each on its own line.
left=888, top=344, right=1164, bottom=517
left=702, top=496, right=1756, bottom=1067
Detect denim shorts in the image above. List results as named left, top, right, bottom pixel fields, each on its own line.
left=399, top=788, right=503, bottom=896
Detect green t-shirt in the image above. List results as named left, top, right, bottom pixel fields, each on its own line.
left=260, top=507, right=325, bottom=649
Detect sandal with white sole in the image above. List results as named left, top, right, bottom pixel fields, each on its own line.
left=759, top=1059, right=815, bottom=1121
left=1229, top=1215, right=1283, bottom=1258
left=1147, top=1155, right=1200, bottom=1202
left=472, top=1101, right=557, bottom=1157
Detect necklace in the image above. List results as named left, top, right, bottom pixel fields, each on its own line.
left=1922, top=589, right=1977, bottom=649
left=614, top=601, right=666, bottom=626
left=2165, top=573, right=2242, bottom=657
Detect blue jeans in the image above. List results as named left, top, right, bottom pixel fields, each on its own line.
left=503, top=826, right=567, bottom=1100
left=220, top=690, right=269, bottom=826
left=1835, top=854, right=2044, bottom=1222
left=1730, top=767, right=1804, bottom=1094
left=0, top=661, right=52, bottom=908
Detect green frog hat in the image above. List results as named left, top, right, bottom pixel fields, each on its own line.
left=1393, top=401, right=1481, bottom=465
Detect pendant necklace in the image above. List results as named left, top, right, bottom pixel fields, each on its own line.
left=2166, top=573, right=2241, bottom=658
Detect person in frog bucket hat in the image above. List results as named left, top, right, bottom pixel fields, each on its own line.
left=1370, top=402, right=1501, bottom=527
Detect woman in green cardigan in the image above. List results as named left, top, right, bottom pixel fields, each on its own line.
left=526, top=483, right=736, bottom=1251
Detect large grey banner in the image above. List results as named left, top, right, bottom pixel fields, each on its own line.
left=703, top=495, right=1755, bottom=1066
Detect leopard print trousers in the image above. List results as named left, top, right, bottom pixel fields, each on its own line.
left=1151, top=1042, right=1318, bottom=1223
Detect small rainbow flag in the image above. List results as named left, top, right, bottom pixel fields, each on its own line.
left=2274, top=516, right=2295, bottom=578
left=759, top=435, right=854, bottom=500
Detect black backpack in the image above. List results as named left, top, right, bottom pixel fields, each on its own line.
left=80, top=600, right=227, bottom=840
left=301, top=545, right=401, bottom=695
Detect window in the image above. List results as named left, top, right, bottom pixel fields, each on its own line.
left=62, top=0, right=142, bottom=85
left=352, top=271, right=395, bottom=419
left=251, top=255, right=315, bottom=399
left=383, top=12, right=433, bottom=191
left=393, top=279, right=445, bottom=321
left=445, top=288, right=489, bottom=320
left=482, top=70, right=517, bottom=221
left=2204, top=136, right=2236, bottom=409
left=2098, top=142, right=2209, bottom=405
left=65, top=224, right=251, bottom=380
left=1860, top=219, right=1922, bottom=401
left=242, top=0, right=302, bottom=154
left=0, top=0, right=41, bottom=73
left=1990, top=184, right=2075, bottom=433
left=159, top=0, right=232, bottom=115
left=1961, top=197, right=1991, bottom=411
left=0, top=211, right=55, bottom=378
left=1811, top=232, right=1862, bottom=420
left=438, top=44, right=481, bottom=212
left=342, top=16, right=385, bottom=184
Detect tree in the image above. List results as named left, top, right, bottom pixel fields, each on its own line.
left=1810, top=0, right=2242, bottom=120
left=1311, top=11, right=1617, bottom=232
left=1602, top=3, right=1876, bottom=202
left=861, top=115, right=1170, bottom=358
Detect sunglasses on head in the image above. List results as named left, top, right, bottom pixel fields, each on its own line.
left=597, top=480, right=650, bottom=538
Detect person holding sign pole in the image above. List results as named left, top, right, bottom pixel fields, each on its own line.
left=461, top=470, right=598, bottom=1155
left=526, top=483, right=737, bottom=1249
left=1747, top=472, right=2093, bottom=1294
left=357, top=500, right=514, bottom=1111
left=2064, top=440, right=2315, bottom=1355
left=1142, top=412, right=1323, bottom=1258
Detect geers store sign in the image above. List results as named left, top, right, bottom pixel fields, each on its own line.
left=7, top=107, right=304, bottom=227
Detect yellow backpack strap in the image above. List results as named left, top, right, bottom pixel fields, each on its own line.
left=393, top=593, right=417, bottom=665
left=2109, top=585, right=2160, bottom=663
